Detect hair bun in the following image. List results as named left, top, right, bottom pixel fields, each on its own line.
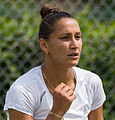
left=40, top=3, right=62, bottom=19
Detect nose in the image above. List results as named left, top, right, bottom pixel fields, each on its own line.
left=69, top=38, right=78, bottom=50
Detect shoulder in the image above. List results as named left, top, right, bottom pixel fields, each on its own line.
left=73, top=67, right=106, bottom=110
left=11, top=65, right=42, bottom=88
left=73, top=66, right=102, bottom=86
left=4, top=65, right=43, bottom=114
left=8, top=65, right=44, bottom=101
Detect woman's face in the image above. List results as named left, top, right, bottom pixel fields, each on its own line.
left=46, top=18, right=82, bottom=67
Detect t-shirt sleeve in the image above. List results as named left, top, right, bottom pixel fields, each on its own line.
left=4, top=85, right=36, bottom=116
left=90, top=73, right=106, bottom=110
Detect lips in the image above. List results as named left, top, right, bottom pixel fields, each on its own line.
left=67, top=52, right=79, bottom=59
left=68, top=53, right=79, bottom=56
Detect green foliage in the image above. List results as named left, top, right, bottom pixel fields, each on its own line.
left=0, top=7, right=43, bottom=119
left=74, top=5, right=115, bottom=120
left=0, top=3, right=115, bottom=120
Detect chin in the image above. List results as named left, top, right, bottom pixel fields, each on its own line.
left=71, top=63, right=79, bottom=67
left=67, top=61, right=79, bottom=67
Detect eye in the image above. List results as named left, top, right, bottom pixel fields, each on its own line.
left=60, top=36, right=70, bottom=40
left=75, top=35, right=81, bottom=40
left=61, top=36, right=69, bottom=39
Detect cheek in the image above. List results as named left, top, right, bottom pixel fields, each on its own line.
left=48, top=40, right=69, bottom=55
left=49, top=44, right=63, bottom=55
left=79, top=40, right=82, bottom=50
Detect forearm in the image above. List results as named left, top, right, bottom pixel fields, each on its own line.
left=45, top=111, right=64, bottom=120
left=46, top=114, right=61, bottom=120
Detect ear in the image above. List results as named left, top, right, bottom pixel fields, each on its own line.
left=40, top=38, right=49, bottom=54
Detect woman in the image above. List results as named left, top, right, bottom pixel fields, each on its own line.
left=4, top=4, right=106, bottom=120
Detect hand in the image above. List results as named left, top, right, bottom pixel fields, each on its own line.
left=51, top=82, right=76, bottom=117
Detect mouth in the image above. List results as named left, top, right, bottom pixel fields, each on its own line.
left=67, top=53, right=79, bottom=59
left=68, top=53, right=79, bottom=56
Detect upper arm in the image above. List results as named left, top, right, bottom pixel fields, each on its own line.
left=9, top=109, right=34, bottom=120
left=4, top=85, right=38, bottom=118
left=88, top=105, right=104, bottom=120
left=90, top=74, right=106, bottom=110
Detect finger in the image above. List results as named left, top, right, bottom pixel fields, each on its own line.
left=66, top=89, right=74, bottom=96
left=61, top=85, right=71, bottom=93
left=62, top=87, right=74, bottom=97
left=69, top=94, right=76, bottom=101
left=54, top=82, right=66, bottom=92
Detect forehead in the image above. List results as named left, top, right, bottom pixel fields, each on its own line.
left=54, top=18, right=81, bottom=34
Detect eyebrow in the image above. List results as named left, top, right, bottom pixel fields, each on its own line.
left=59, top=32, right=82, bottom=36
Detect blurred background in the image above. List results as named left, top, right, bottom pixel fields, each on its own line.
left=0, top=0, right=115, bottom=120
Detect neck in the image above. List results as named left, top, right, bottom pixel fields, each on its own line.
left=42, top=60, right=75, bottom=88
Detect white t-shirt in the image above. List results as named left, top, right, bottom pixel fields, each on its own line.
left=4, top=65, right=106, bottom=120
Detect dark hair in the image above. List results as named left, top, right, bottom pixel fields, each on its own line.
left=39, top=4, right=74, bottom=40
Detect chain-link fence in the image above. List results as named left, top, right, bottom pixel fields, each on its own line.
left=0, top=0, right=115, bottom=120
